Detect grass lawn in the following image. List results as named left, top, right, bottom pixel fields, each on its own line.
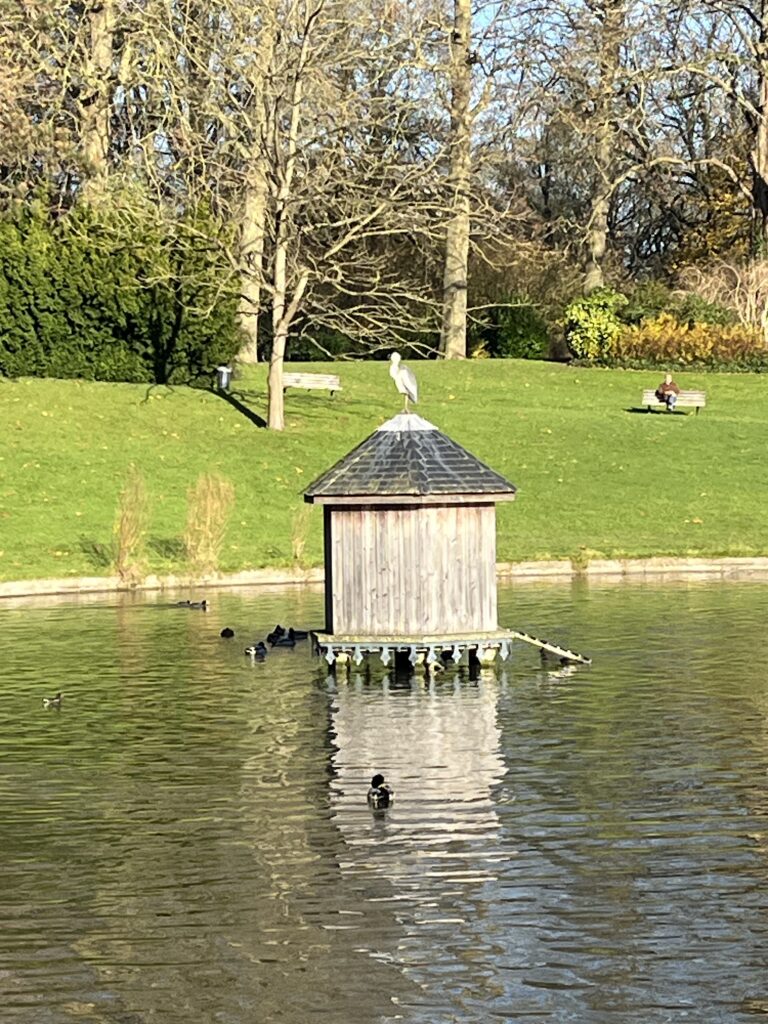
left=0, top=360, right=766, bottom=583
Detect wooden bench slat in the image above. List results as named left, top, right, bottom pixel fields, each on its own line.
left=283, top=372, right=341, bottom=394
left=284, top=374, right=340, bottom=383
left=641, top=389, right=706, bottom=412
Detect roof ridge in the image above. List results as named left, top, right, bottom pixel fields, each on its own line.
left=305, top=418, right=515, bottom=499
left=377, top=412, right=437, bottom=432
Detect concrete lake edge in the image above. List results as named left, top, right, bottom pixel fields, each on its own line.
left=3, top=556, right=768, bottom=600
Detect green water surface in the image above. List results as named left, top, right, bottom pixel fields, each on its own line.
left=1, top=580, right=767, bottom=1023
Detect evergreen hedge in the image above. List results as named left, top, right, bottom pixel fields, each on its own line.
left=0, top=199, right=243, bottom=384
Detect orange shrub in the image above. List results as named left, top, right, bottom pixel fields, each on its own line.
left=615, top=313, right=764, bottom=364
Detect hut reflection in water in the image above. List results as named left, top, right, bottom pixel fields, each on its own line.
left=328, top=668, right=508, bottom=1002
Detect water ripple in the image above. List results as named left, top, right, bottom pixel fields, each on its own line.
left=0, top=582, right=767, bottom=1022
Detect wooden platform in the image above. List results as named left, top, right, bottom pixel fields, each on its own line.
left=312, top=629, right=591, bottom=667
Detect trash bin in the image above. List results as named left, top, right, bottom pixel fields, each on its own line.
left=216, top=365, right=232, bottom=391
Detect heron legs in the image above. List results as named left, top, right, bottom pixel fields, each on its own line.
left=403, top=395, right=410, bottom=413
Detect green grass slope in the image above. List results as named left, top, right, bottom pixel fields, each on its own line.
left=0, top=361, right=766, bottom=583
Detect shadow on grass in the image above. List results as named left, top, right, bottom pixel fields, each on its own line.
left=212, top=387, right=267, bottom=428
left=626, top=407, right=690, bottom=416
left=212, top=382, right=386, bottom=429
left=79, top=536, right=113, bottom=569
left=148, top=537, right=186, bottom=560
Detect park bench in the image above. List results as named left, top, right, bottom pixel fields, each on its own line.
left=641, top=388, right=706, bottom=414
left=283, top=372, right=341, bottom=397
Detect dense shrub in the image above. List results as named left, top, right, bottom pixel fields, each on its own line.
left=671, top=293, right=737, bottom=327
left=617, top=281, right=737, bottom=331
left=469, top=298, right=550, bottom=359
left=615, top=313, right=765, bottom=366
left=622, top=280, right=673, bottom=325
left=563, top=281, right=744, bottom=366
left=563, top=288, right=628, bottom=362
left=0, top=197, right=243, bottom=384
left=287, top=327, right=360, bottom=361
left=0, top=203, right=70, bottom=377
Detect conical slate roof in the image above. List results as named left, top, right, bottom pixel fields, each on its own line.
left=304, top=413, right=516, bottom=502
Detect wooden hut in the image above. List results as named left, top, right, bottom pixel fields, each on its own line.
left=304, top=412, right=519, bottom=668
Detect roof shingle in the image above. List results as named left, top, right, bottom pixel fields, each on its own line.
left=304, top=413, right=516, bottom=500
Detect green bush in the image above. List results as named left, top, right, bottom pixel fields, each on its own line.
left=622, top=280, right=737, bottom=329
left=0, top=196, right=242, bottom=384
left=0, top=203, right=67, bottom=377
left=622, top=280, right=673, bottom=325
left=563, top=288, right=628, bottom=362
left=469, top=298, right=550, bottom=359
left=287, top=327, right=360, bottom=361
left=670, top=293, right=737, bottom=327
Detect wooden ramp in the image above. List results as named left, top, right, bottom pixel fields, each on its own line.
left=311, top=628, right=592, bottom=669
left=510, top=630, right=592, bottom=665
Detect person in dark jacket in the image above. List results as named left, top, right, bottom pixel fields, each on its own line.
left=655, top=373, right=681, bottom=411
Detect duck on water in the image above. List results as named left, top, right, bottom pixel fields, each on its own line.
left=367, top=774, right=393, bottom=810
left=267, top=625, right=309, bottom=646
left=245, top=642, right=268, bottom=660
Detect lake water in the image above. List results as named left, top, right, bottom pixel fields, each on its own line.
left=1, top=579, right=768, bottom=1023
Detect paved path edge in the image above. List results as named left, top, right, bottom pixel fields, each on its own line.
left=3, top=556, right=768, bottom=600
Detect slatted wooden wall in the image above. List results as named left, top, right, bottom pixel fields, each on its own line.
left=327, top=503, right=497, bottom=636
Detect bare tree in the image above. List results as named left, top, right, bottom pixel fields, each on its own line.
left=13, top=0, right=767, bottom=393
left=234, top=14, right=277, bottom=365
left=670, top=1, right=768, bottom=256
left=439, top=0, right=473, bottom=357
left=265, top=0, right=319, bottom=429
left=252, top=0, right=449, bottom=427
left=80, top=0, right=116, bottom=180
left=0, top=0, right=117, bottom=199
left=679, top=260, right=768, bottom=341
left=583, top=0, right=625, bottom=292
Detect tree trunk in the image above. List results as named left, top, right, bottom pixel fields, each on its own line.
left=236, top=170, right=269, bottom=364
left=266, top=2, right=319, bottom=429
left=81, top=0, right=115, bottom=181
left=439, top=0, right=472, bottom=359
left=751, top=22, right=768, bottom=257
left=583, top=0, right=624, bottom=294
left=268, top=228, right=309, bottom=430
left=267, top=331, right=287, bottom=429
left=583, top=150, right=612, bottom=293
left=235, top=14, right=279, bottom=365
left=268, top=223, right=289, bottom=430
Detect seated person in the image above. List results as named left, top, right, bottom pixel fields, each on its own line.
left=655, top=372, right=680, bottom=411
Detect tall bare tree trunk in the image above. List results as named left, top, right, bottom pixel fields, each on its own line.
left=267, top=3, right=320, bottom=430
left=80, top=0, right=115, bottom=181
left=268, top=233, right=309, bottom=429
left=439, top=0, right=472, bottom=359
left=237, top=169, right=269, bottom=363
left=751, top=16, right=768, bottom=257
left=583, top=0, right=624, bottom=293
left=583, top=133, right=613, bottom=293
left=236, top=15, right=279, bottom=365
left=268, top=209, right=290, bottom=430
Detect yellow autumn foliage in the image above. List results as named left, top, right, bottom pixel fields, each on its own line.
left=616, top=313, right=764, bottom=364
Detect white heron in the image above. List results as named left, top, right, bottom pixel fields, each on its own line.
left=389, top=352, right=418, bottom=412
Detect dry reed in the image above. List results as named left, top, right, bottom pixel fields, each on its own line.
left=184, top=472, right=235, bottom=576
left=290, top=504, right=312, bottom=567
left=113, top=463, right=148, bottom=584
